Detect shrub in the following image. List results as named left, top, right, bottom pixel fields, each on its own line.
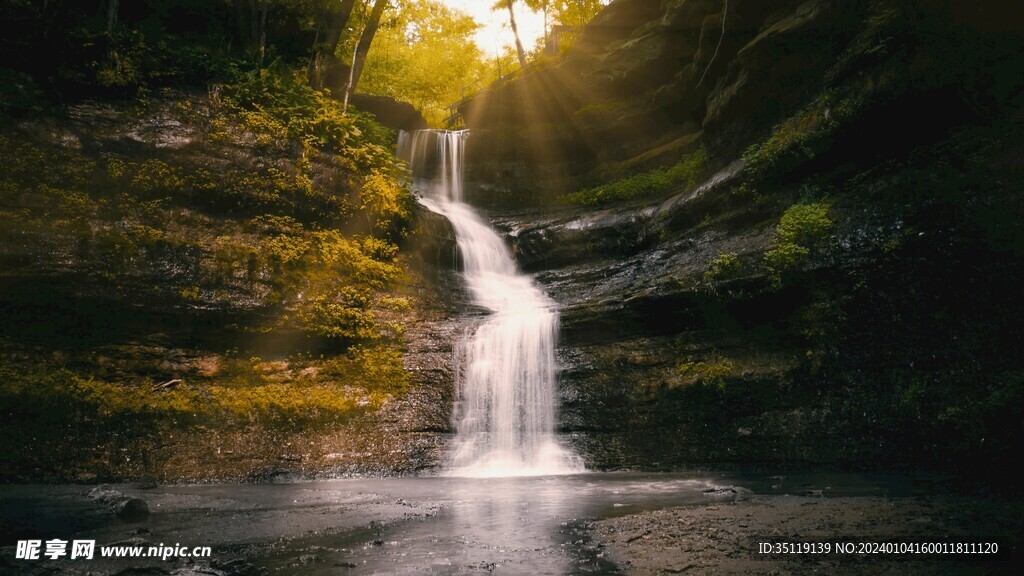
left=359, top=170, right=413, bottom=239
left=703, top=251, right=742, bottom=286
left=294, top=290, right=379, bottom=341
left=221, top=66, right=398, bottom=172
left=319, top=344, right=410, bottom=396
left=764, top=201, right=834, bottom=284
left=775, top=202, right=833, bottom=247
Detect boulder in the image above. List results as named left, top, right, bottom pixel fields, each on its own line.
left=87, top=485, right=150, bottom=522
left=349, top=93, right=428, bottom=132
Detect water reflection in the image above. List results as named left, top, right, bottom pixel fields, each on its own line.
left=290, top=473, right=717, bottom=575
left=444, top=477, right=585, bottom=574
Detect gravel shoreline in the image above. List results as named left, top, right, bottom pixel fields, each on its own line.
left=593, top=495, right=1023, bottom=575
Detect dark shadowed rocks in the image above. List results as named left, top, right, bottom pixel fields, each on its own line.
left=456, top=0, right=1024, bottom=476
left=88, top=485, right=150, bottom=521
left=349, top=93, right=428, bottom=132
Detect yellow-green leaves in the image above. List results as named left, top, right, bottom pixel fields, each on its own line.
left=764, top=201, right=834, bottom=285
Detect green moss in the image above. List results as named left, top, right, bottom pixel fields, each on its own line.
left=775, top=201, right=833, bottom=246
left=742, top=91, right=858, bottom=181
left=562, top=147, right=708, bottom=207
left=318, top=344, right=410, bottom=396
left=764, top=201, right=834, bottom=285
left=674, top=356, right=736, bottom=390
left=575, top=99, right=627, bottom=117
left=0, top=346, right=409, bottom=433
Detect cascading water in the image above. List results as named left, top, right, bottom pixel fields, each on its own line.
left=399, top=129, right=584, bottom=477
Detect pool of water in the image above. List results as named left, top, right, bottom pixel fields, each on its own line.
left=254, top=473, right=727, bottom=575
left=0, top=470, right=947, bottom=575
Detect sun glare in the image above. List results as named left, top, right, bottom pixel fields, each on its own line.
left=439, top=0, right=547, bottom=56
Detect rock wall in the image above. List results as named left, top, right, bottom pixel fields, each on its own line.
left=462, top=0, right=1022, bottom=205
left=461, top=0, right=1024, bottom=476
left=0, top=89, right=460, bottom=481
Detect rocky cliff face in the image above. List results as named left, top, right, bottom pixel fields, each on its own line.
left=461, top=0, right=1024, bottom=475
left=0, top=88, right=460, bottom=482
left=462, top=0, right=1021, bottom=204
left=1, top=0, right=1020, bottom=482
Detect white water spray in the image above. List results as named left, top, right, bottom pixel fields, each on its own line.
left=399, top=130, right=584, bottom=477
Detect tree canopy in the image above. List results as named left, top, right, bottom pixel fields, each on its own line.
left=549, top=0, right=608, bottom=29
left=360, top=0, right=487, bottom=126
left=0, top=0, right=608, bottom=128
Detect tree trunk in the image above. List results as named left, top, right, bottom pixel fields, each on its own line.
left=258, top=0, right=268, bottom=64
left=249, top=0, right=259, bottom=53
left=325, top=0, right=357, bottom=56
left=345, top=0, right=388, bottom=102
left=506, top=0, right=528, bottom=68
left=232, top=0, right=251, bottom=52
left=106, top=0, right=119, bottom=32
left=543, top=3, right=549, bottom=40
left=309, top=0, right=357, bottom=88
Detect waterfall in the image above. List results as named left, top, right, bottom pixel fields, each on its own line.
left=399, top=130, right=584, bottom=477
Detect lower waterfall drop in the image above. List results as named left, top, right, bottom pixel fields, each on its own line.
left=399, top=129, right=584, bottom=477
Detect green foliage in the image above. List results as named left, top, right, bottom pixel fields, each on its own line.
left=180, top=286, right=201, bottom=301
left=549, top=0, right=608, bottom=28
left=764, top=201, right=834, bottom=284
left=319, top=345, right=410, bottom=396
left=131, top=159, right=186, bottom=194
left=359, top=170, right=414, bottom=238
left=288, top=260, right=407, bottom=340
left=264, top=232, right=312, bottom=268
left=0, top=367, right=194, bottom=428
left=775, top=201, right=834, bottom=247
left=222, top=65, right=399, bottom=171
left=0, top=354, right=406, bottom=433
left=295, top=289, right=379, bottom=340
left=703, top=251, right=742, bottom=286
left=248, top=215, right=409, bottom=341
left=0, top=4, right=432, bottom=474
left=361, top=0, right=488, bottom=126
left=742, top=91, right=858, bottom=181
left=93, top=31, right=145, bottom=91
left=0, top=68, right=47, bottom=114
left=312, top=231, right=403, bottom=288
left=541, top=0, right=609, bottom=52
left=797, top=298, right=846, bottom=374
left=2, top=81, right=415, bottom=345
left=563, top=147, right=708, bottom=206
